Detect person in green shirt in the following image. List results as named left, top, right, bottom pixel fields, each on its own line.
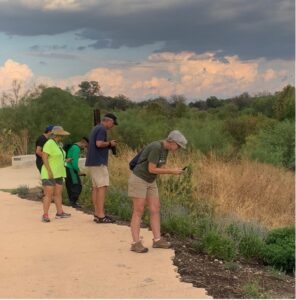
left=128, top=130, right=187, bottom=253
left=65, top=137, right=89, bottom=208
left=41, top=126, right=72, bottom=223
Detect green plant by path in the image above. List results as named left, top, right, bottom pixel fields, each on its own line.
left=262, top=227, right=295, bottom=273
left=14, top=185, right=30, bottom=198
left=243, top=281, right=267, bottom=299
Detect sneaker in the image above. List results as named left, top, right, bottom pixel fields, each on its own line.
left=131, top=241, right=149, bottom=253
left=152, top=237, right=172, bottom=249
left=42, top=214, right=50, bottom=223
left=94, top=215, right=115, bottom=223
left=55, top=212, right=71, bottom=219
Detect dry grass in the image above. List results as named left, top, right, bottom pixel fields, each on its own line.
left=194, top=156, right=295, bottom=229
left=109, top=146, right=295, bottom=229
left=0, top=129, right=29, bottom=166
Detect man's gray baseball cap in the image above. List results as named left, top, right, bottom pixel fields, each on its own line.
left=167, top=130, right=187, bottom=149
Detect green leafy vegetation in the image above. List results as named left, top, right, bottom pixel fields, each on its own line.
left=262, top=227, right=295, bottom=273
left=243, top=281, right=267, bottom=299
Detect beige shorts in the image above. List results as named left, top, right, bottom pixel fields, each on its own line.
left=128, top=173, right=159, bottom=199
left=88, top=165, right=109, bottom=188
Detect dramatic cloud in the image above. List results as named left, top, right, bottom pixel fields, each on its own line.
left=43, top=51, right=295, bottom=100
left=0, top=0, right=294, bottom=59
left=0, top=59, right=33, bottom=91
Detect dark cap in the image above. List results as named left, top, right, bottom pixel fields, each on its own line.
left=44, top=124, right=54, bottom=133
left=104, top=112, right=118, bottom=125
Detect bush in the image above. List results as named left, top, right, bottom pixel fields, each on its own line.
left=242, top=120, right=295, bottom=170
left=161, top=208, right=197, bottom=238
left=238, top=233, right=265, bottom=260
left=15, top=185, right=30, bottom=198
left=105, top=187, right=132, bottom=221
left=176, top=116, right=234, bottom=156
left=243, top=281, right=267, bottom=299
left=262, top=227, right=295, bottom=273
left=200, top=230, right=236, bottom=261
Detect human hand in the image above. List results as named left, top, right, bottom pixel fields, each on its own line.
left=110, top=140, right=117, bottom=147
left=65, top=158, right=72, bottom=163
left=171, top=167, right=183, bottom=175
left=48, top=170, right=53, bottom=179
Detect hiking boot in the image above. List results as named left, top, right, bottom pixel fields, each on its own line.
left=131, top=241, right=149, bottom=253
left=55, top=212, right=71, bottom=219
left=152, top=237, right=172, bottom=249
left=94, top=215, right=115, bottom=223
left=42, top=214, right=50, bottom=223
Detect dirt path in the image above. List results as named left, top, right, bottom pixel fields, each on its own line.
left=0, top=165, right=210, bottom=298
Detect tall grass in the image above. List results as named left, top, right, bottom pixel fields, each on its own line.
left=106, top=146, right=294, bottom=229
left=0, top=129, right=29, bottom=166
left=193, top=156, right=295, bottom=228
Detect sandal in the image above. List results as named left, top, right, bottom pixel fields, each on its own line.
left=94, top=215, right=115, bottom=223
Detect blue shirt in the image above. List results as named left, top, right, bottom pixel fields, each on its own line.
left=85, top=124, right=109, bottom=166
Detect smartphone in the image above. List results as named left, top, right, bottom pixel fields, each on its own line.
left=182, top=166, right=188, bottom=171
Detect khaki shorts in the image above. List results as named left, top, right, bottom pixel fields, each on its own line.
left=128, top=173, right=159, bottom=199
left=88, top=165, right=109, bottom=188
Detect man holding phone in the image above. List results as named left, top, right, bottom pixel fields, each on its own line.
left=85, top=113, right=118, bottom=223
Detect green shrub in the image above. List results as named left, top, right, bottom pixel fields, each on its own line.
left=201, top=230, right=236, bottom=261
left=226, top=223, right=243, bottom=241
left=238, top=233, right=265, bottom=260
left=243, top=281, right=267, bottom=299
left=176, top=116, right=234, bottom=156
left=15, top=185, right=30, bottom=198
left=224, top=261, right=240, bottom=271
left=105, top=187, right=132, bottom=221
left=262, top=227, right=295, bottom=273
left=242, top=120, right=295, bottom=170
left=161, top=212, right=197, bottom=238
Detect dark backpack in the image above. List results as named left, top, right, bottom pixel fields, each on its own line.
left=129, top=150, right=146, bottom=170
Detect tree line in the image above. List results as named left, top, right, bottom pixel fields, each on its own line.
left=0, top=82, right=294, bottom=170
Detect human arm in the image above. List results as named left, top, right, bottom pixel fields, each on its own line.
left=36, top=146, right=43, bottom=158
left=41, top=152, right=53, bottom=179
left=95, top=140, right=116, bottom=148
left=148, top=162, right=183, bottom=175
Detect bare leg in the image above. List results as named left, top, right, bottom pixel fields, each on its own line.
left=130, top=198, right=146, bottom=242
left=43, top=185, right=54, bottom=215
left=53, top=184, right=63, bottom=214
left=95, top=186, right=107, bottom=218
left=147, top=196, right=161, bottom=240
left=92, top=187, right=97, bottom=215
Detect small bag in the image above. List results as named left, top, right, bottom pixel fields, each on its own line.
left=129, top=150, right=145, bottom=170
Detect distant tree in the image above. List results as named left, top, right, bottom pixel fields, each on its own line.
left=111, top=94, right=134, bottom=110
left=189, top=100, right=207, bottom=110
left=206, top=96, right=222, bottom=108
left=169, top=95, right=187, bottom=117
left=77, top=81, right=102, bottom=98
left=231, top=92, right=252, bottom=110
left=273, top=85, right=295, bottom=120
left=1, top=80, right=24, bottom=106
left=250, top=95, right=276, bottom=118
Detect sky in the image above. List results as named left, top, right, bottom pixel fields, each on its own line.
left=0, top=0, right=294, bottom=101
